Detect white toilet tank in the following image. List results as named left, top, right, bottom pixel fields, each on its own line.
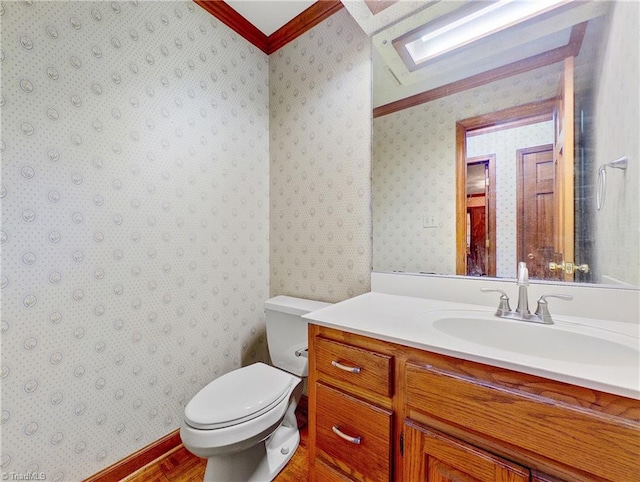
left=264, top=296, right=331, bottom=377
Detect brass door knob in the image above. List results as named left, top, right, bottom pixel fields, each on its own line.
left=549, top=261, right=590, bottom=274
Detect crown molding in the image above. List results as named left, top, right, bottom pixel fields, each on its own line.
left=194, top=0, right=344, bottom=55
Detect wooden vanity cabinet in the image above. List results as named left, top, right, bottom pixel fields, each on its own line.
left=308, top=324, right=640, bottom=482
left=308, top=326, right=395, bottom=482
left=403, top=421, right=529, bottom=482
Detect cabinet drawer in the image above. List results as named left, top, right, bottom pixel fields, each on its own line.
left=315, top=337, right=392, bottom=397
left=405, top=362, right=640, bottom=481
left=316, top=383, right=392, bottom=482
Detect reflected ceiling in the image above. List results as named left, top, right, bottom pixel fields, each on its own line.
left=370, top=1, right=608, bottom=108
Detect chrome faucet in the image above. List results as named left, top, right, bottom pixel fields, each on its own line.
left=481, top=262, right=574, bottom=324
left=515, top=261, right=530, bottom=317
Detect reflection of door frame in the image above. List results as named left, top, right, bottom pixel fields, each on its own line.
left=455, top=98, right=556, bottom=275
left=466, top=155, right=496, bottom=277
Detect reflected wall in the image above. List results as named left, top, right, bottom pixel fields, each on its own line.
left=372, top=63, right=561, bottom=274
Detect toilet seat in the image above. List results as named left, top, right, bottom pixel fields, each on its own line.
left=184, top=363, right=295, bottom=430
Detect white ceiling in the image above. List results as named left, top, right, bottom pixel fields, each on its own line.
left=224, top=0, right=316, bottom=36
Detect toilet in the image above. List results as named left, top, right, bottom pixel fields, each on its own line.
left=180, top=295, right=331, bottom=482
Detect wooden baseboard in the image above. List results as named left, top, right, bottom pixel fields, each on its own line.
left=83, top=430, right=182, bottom=482
left=84, top=395, right=309, bottom=481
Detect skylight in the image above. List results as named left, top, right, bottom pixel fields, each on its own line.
left=404, top=0, right=570, bottom=66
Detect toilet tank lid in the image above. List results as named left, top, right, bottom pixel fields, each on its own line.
left=265, top=296, right=331, bottom=316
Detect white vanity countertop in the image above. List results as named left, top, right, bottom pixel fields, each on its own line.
left=302, top=292, right=640, bottom=400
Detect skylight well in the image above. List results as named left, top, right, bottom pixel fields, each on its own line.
left=403, top=0, right=571, bottom=67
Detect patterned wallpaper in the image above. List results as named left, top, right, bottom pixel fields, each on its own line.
left=593, top=0, right=639, bottom=286
left=0, top=1, right=271, bottom=479
left=1, top=1, right=374, bottom=478
left=467, top=121, right=554, bottom=278
left=372, top=63, right=562, bottom=274
left=269, top=9, right=372, bottom=303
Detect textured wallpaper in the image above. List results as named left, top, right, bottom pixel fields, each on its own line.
left=593, top=1, right=640, bottom=286
left=0, top=1, right=271, bottom=479
left=467, top=121, right=554, bottom=278
left=372, top=63, right=562, bottom=275
left=269, top=9, right=372, bottom=303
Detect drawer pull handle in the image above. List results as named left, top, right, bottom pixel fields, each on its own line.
left=332, top=426, right=361, bottom=445
left=331, top=360, right=361, bottom=373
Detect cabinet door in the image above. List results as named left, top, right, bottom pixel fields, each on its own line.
left=403, top=421, right=529, bottom=482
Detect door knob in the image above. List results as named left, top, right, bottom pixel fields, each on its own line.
left=527, top=253, right=534, bottom=259
left=549, top=261, right=590, bottom=274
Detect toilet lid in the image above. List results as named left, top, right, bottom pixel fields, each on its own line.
left=184, top=362, right=296, bottom=430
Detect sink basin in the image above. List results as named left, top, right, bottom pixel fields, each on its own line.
left=431, top=313, right=639, bottom=366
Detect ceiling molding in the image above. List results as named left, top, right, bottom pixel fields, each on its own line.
left=194, top=0, right=269, bottom=52
left=373, top=23, right=587, bottom=119
left=268, top=0, right=344, bottom=54
left=193, top=0, right=344, bottom=55
left=567, top=21, right=588, bottom=57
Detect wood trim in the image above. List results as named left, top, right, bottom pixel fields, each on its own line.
left=567, top=21, right=588, bottom=57
left=466, top=112, right=552, bottom=137
left=557, top=56, right=575, bottom=282
left=455, top=122, right=467, bottom=276
left=374, top=22, right=587, bottom=119
left=194, top=0, right=269, bottom=53
left=268, top=1, right=344, bottom=54
left=193, top=1, right=344, bottom=55
left=85, top=393, right=310, bottom=481
left=84, top=430, right=181, bottom=482
left=455, top=98, right=556, bottom=276
left=459, top=98, right=557, bottom=131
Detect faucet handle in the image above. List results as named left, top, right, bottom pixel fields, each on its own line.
left=480, top=288, right=511, bottom=316
left=534, top=294, right=574, bottom=324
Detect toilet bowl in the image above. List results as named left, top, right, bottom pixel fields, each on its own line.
left=180, top=296, right=331, bottom=482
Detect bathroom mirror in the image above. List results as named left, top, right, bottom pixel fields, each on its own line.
left=371, top=0, right=639, bottom=287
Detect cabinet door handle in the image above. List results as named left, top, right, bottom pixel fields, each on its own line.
left=332, top=426, right=362, bottom=445
left=331, top=360, right=361, bottom=373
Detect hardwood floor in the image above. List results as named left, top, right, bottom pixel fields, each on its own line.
left=124, top=420, right=309, bottom=482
